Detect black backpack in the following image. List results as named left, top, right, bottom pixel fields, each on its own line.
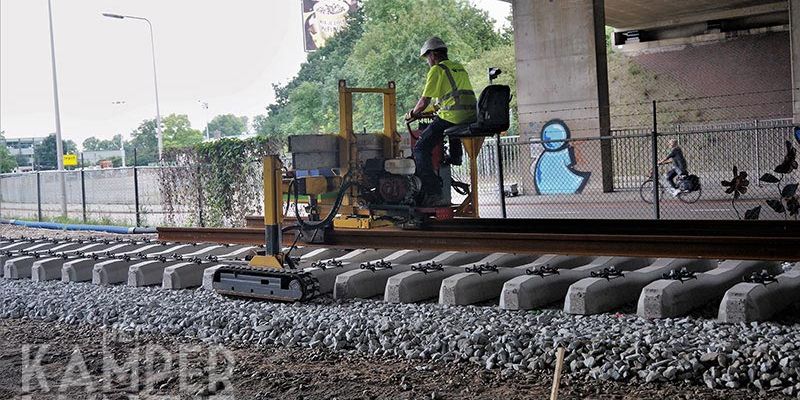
left=474, top=84, right=511, bottom=133
left=444, top=84, right=510, bottom=137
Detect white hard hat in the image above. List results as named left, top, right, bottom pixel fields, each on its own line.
left=419, top=37, right=447, bottom=57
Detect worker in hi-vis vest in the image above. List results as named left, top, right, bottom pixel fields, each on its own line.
left=406, top=36, right=477, bottom=206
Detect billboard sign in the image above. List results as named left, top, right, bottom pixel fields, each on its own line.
left=302, top=0, right=359, bottom=52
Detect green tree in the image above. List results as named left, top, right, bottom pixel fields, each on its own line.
left=33, top=134, right=78, bottom=169
left=252, top=114, right=285, bottom=138
left=465, top=43, right=518, bottom=135
left=82, top=137, right=101, bottom=151
left=261, top=11, right=366, bottom=135
left=128, top=119, right=158, bottom=165
left=83, top=134, right=123, bottom=151
left=0, top=131, right=18, bottom=173
left=207, top=114, right=248, bottom=137
left=109, top=134, right=124, bottom=150
left=162, top=114, right=203, bottom=148
left=347, top=0, right=501, bottom=130
left=258, top=0, right=504, bottom=136
left=127, top=114, right=202, bottom=164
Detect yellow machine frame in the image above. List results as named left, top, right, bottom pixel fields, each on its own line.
left=337, top=79, right=398, bottom=173
left=333, top=80, right=398, bottom=226
left=304, top=80, right=482, bottom=230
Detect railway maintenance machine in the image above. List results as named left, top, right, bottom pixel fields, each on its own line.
left=213, top=80, right=511, bottom=301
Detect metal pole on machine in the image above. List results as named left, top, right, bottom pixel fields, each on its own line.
left=489, top=68, right=507, bottom=218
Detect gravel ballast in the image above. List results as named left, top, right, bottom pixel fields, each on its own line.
left=1, top=278, right=799, bottom=398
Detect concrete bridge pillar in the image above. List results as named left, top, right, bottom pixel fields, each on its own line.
left=512, top=0, right=613, bottom=193
left=791, top=0, right=800, bottom=123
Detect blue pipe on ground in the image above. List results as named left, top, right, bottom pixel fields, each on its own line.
left=0, top=219, right=157, bottom=234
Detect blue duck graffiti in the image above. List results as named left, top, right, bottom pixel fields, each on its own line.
left=533, top=119, right=590, bottom=194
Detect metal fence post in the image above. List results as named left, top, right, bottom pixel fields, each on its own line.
left=133, top=148, right=140, bottom=227
left=754, top=119, right=761, bottom=187
left=197, top=164, right=204, bottom=227
left=36, top=171, right=42, bottom=222
left=496, top=134, right=507, bottom=218
left=80, top=153, right=87, bottom=223
left=650, top=100, right=661, bottom=220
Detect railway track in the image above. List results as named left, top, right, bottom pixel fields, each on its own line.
left=2, top=224, right=798, bottom=322
left=162, top=218, right=800, bottom=260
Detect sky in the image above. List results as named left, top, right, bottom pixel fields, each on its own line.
left=0, top=0, right=511, bottom=148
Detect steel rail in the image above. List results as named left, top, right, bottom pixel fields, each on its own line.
left=158, top=219, right=800, bottom=261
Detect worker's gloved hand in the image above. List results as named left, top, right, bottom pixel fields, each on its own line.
left=404, top=110, right=416, bottom=122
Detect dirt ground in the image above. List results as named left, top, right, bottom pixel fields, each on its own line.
left=0, top=319, right=783, bottom=400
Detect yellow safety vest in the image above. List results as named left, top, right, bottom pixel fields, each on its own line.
left=422, top=60, right=477, bottom=124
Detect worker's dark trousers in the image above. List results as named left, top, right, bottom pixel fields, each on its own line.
left=413, top=117, right=459, bottom=196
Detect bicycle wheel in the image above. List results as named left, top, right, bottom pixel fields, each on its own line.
left=639, top=179, right=657, bottom=204
left=678, top=187, right=702, bottom=204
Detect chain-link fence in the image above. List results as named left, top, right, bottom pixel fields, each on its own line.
left=0, top=172, right=39, bottom=220
left=0, top=137, right=285, bottom=227
left=612, top=119, right=793, bottom=190
left=1, top=111, right=797, bottom=225
left=0, top=165, right=192, bottom=226
left=473, top=119, right=798, bottom=220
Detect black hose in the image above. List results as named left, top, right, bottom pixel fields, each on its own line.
left=278, top=170, right=355, bottom=269
left=292, top=172, right=354, bottom=231
left=282, top=229, right=303, bottom=270
left=294, top=182, right=351, bottom=230
left=284, top=178, right=295, bottom=218
left=280, top=174, right=351, bottom=269
left=452, top=181, right=470, bottom=196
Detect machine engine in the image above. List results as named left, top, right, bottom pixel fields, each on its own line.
left=378, top=174, right=421, bottom=204
left=362, top=158, right=422, bottom=206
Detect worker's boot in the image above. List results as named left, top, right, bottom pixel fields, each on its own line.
left=421, top=194, right=450, bottom=207
left=446, top=138, right=463, bottom=166
left=444, top=153, right=463, bottom=166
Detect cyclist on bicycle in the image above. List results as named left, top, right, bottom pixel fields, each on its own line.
left=658, top=139, right=688, bottom=197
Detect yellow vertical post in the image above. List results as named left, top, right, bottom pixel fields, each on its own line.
left=461, top=137, right=484, bottom=218
left=263, top=155, right=283, bottom=256
left=337, top=80, right=357, bottom=213
left=338, top=80, right=354, bottom=174
left=382, top=81, right=398, bottom=158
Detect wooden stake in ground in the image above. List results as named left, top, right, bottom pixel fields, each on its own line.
left=550, top=347, right=566, bottom=400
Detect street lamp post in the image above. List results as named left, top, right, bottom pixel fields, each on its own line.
left=198, top=100, right=209, bottom=141
left=47, top=0, right=67, bottom=218
left=102, top=12, right=163, bottom=160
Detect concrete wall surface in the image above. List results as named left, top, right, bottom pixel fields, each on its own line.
left=512, top=0, right=610, bottom=139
